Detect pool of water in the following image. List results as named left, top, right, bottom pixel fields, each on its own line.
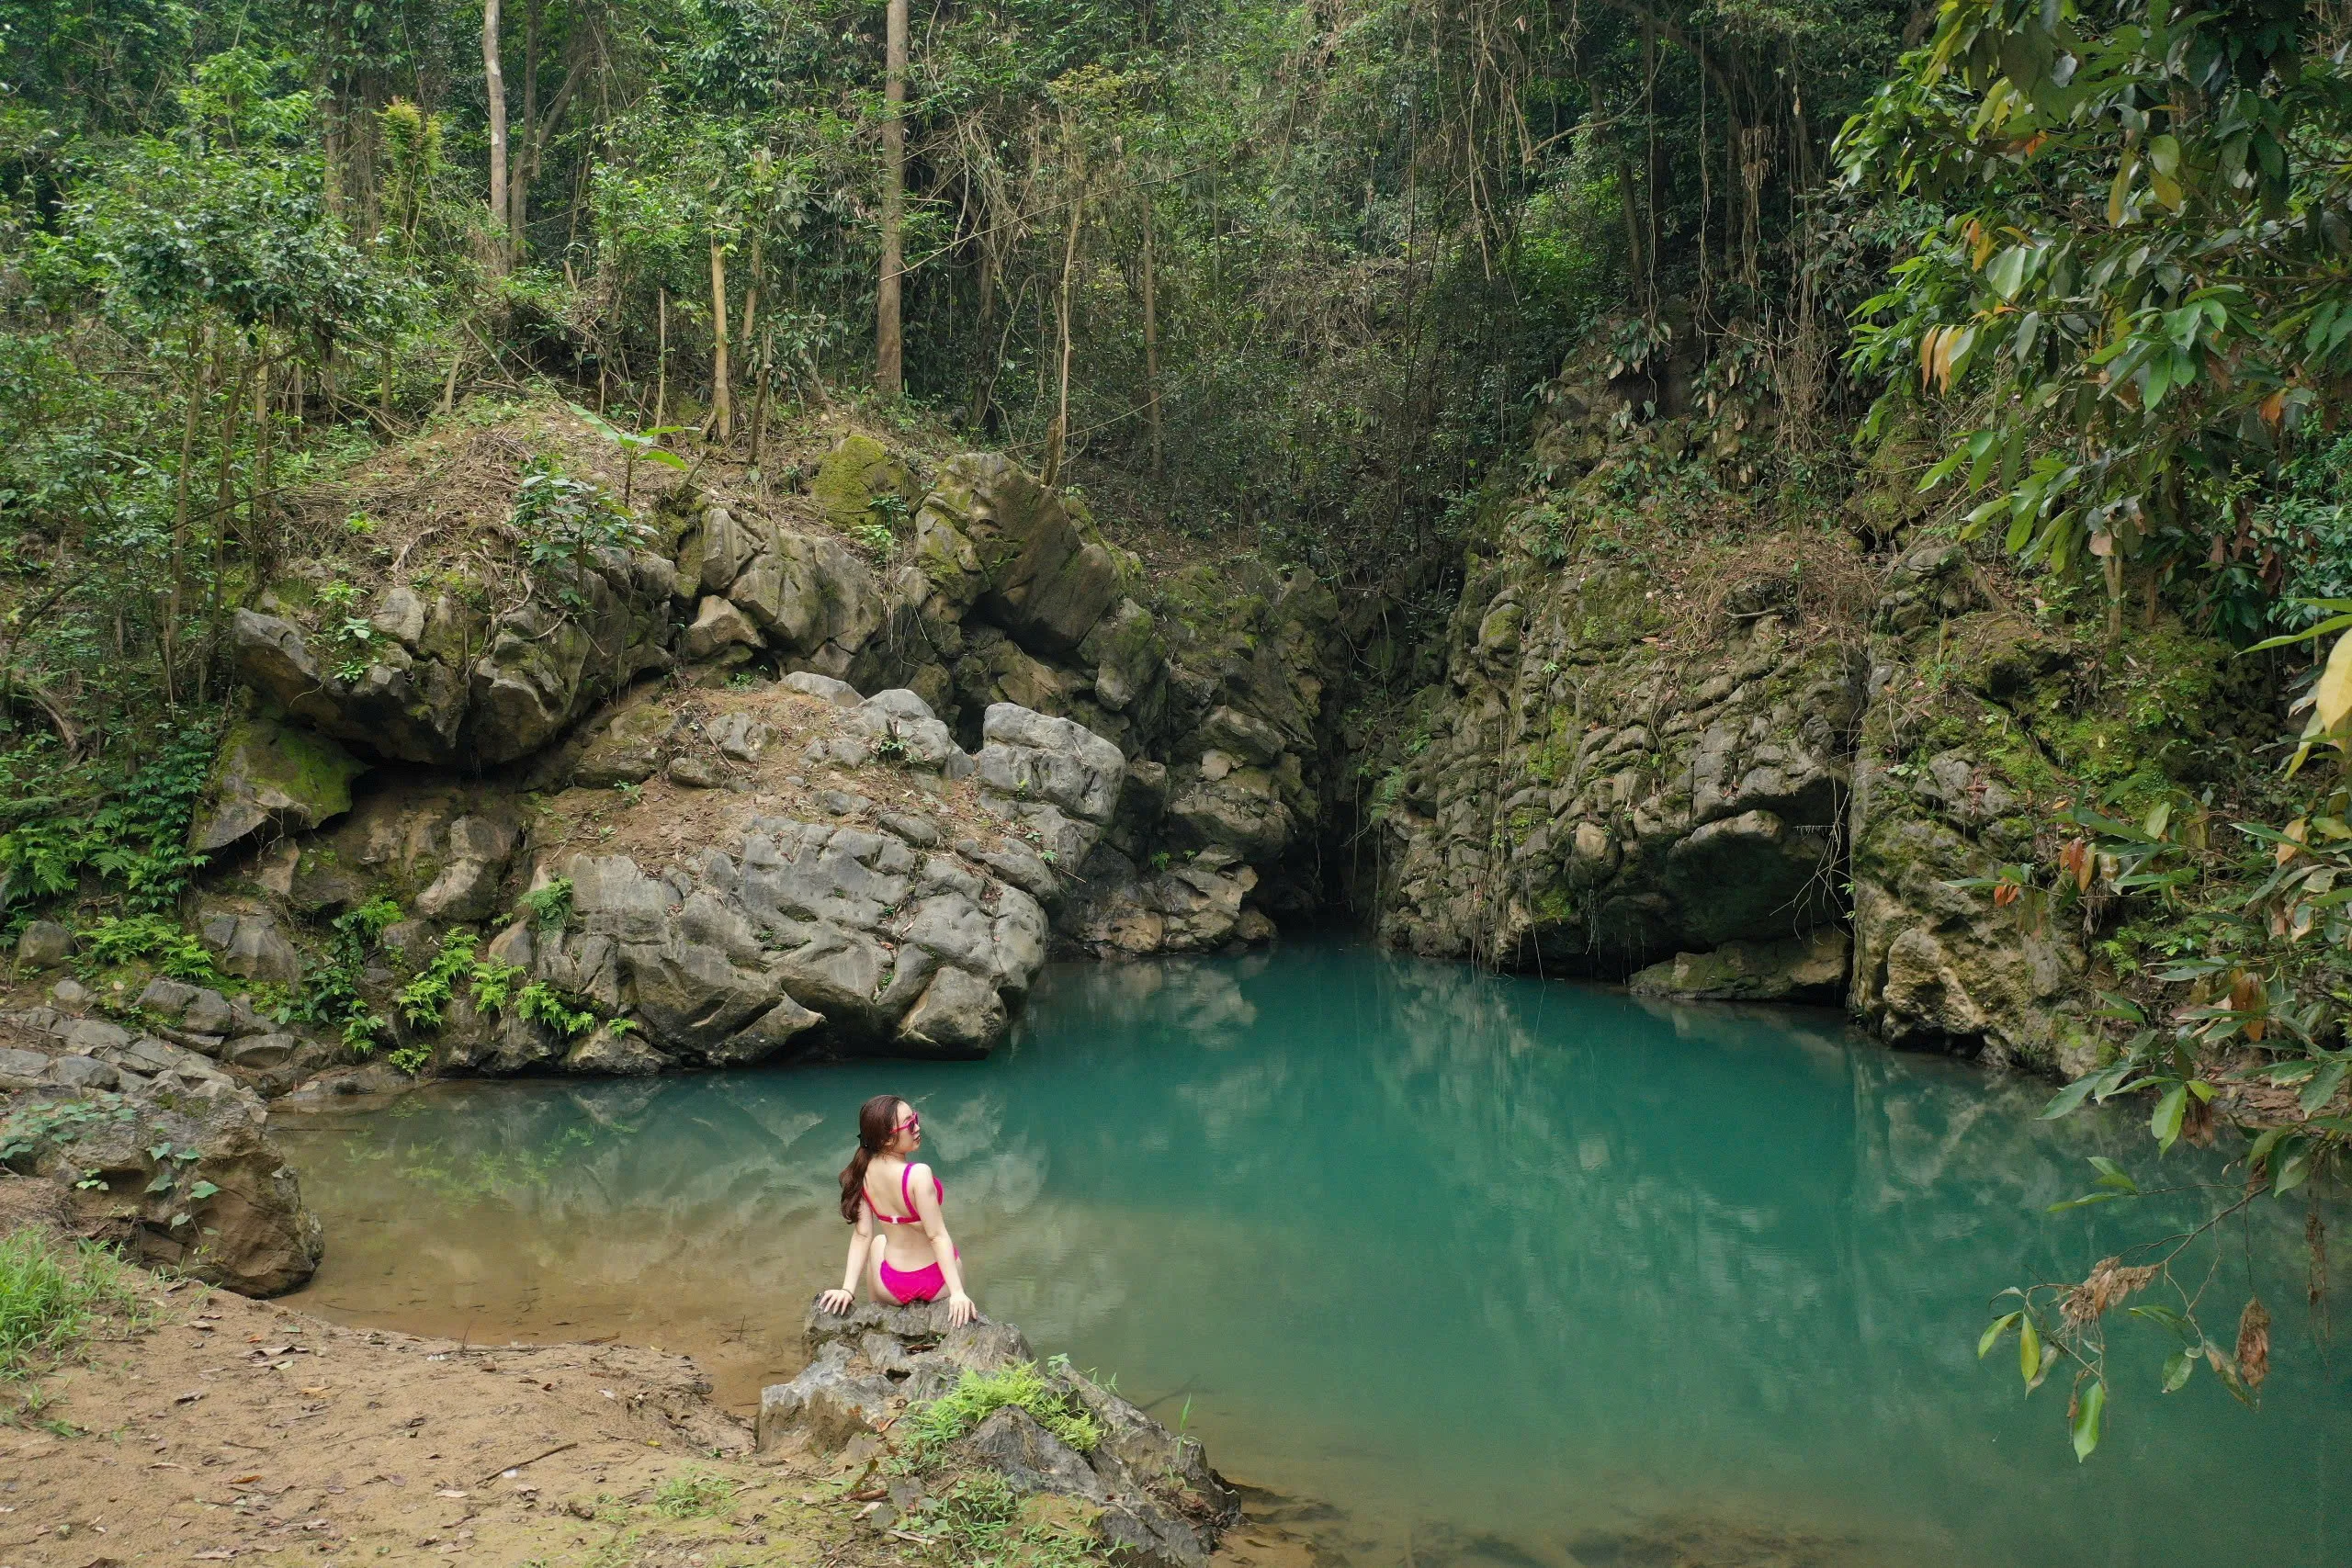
left=275, top=942, right=2350, bottom=1567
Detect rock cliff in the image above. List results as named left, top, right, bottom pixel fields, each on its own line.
left=72, top=381, right=2252, bottom=1086
left=162, top=407, right=1347, bottom=1078
left=1363, top=333, right=2272, bottom=1073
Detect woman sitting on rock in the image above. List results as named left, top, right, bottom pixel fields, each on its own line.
left=818, top=1094, right=977, bottom=1325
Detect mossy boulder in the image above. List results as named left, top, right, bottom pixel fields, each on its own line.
left=814, top=433, right=917, bottom=534
left=188, top=715, right=368, bottom=854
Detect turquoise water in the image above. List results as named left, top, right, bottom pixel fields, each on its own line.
left=277, top=942, right=2350, bottom=1567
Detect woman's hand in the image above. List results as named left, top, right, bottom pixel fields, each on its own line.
left=817, top=1288, right=855, bottom=1315
left=945, top=1292, right=977, bottom=1327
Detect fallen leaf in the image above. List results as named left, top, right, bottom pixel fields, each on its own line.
left=300, top=1386, right=330, bottom=1396
left=435, top=1489, right=469, bottom=1499
left=175, top=1392, right=205, bottom=1404
left=229, top=1473, right=262, bottom=1484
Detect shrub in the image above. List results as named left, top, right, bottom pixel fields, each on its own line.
left=520, top=876, right=573, bottom=933
left=514, top=981, right=598, bottom=1039
left=74, top=913, right=217, bottom=981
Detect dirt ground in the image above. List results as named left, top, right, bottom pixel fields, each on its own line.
left=2, top=1244, right=1326, bottom=1568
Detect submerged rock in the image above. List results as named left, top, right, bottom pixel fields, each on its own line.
left=1628, top=929, right=1850, bottom=1003
left=758, top=1300, right=1234, bottom=1568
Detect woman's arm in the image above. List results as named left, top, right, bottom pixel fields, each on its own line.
left=818, top=1205, right=876, bottom=1314
left=910, top=1164, right=975, bottom=1326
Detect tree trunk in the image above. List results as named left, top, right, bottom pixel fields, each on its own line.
left=656, top=287, right=669, bottom=427
left=709, top=237, right=731, bottom=443
left=512, top=0, right=538, bottom=256
left=199, top=351, right=254, bottom=706
left=483, top=0, right=509, bottom=272
left=1140, top=192, right=1161, bottom=479
left=164, top=328, right=213, bottom=707
left=876, top=0, right=908, bottom=400
left=752, top=327, right=774, bottom=479
left=968, top=243, right=997, bottom=430
left=1042, top=175, right=1083, bottom=491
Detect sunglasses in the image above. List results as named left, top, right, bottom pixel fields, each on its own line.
left=894, top=1112, right=922, bottom=1135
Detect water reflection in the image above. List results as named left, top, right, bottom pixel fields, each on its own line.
left=277, top=942, right=2349, bottom=1568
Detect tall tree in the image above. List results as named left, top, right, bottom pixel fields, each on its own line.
left=875, top=0, right=907, bottom=400
left=482, top=0, right=508, bottom=272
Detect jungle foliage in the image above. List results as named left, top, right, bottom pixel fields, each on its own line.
left=1843, top=0, right=2352, bottom=1461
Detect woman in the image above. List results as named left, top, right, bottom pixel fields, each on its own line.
left=817, top=1094, right=977, bottom=1326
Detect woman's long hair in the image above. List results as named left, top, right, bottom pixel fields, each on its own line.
left=838, top=1094, right=905, bottom=1224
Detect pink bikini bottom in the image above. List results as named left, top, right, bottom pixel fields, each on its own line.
left=876, top=1247, right=958, bottom=1305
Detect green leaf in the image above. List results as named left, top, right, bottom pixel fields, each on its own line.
left=2162, top=1350, right=2194, bottom=1393
left=2301, top=1059, right=2349, bottom=1114
left=2071, top=1379, right=2107, bottom=1461
left=2041, top=1075, right=2099, bottom=1119
left=1979, top=1312, right=2021, bottom=1359
left=2019, top=1316, right=2042, bottom=1386
left=2048, top=1190, right=2126, bottom=1213
left=2088, top=1156, right=2138, bottom=1192
left=2151, top=1084, right=2188, bottom=1149
left=144, top=1168, right=175, bottom=1194
left=1985, top=245, right=2030, bottom=300
left=2276, top=1142, right=2314, bottom=1196
left=188, top=1179, right=220, bottom=1201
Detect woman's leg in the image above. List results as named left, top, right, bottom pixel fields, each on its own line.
left=869, top=1244, right=903, bottom=1305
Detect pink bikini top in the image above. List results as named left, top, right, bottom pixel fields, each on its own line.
left=865, top=1163, right=944, bottom=1224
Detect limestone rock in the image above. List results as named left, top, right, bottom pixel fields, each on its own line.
left=683, top=594, right=763, bottom=661
left=2, top=1071, right=322, bottom=1295
left=921, top=453, right=1125, bottom=656
left=188, top=715, right=368, bottom=853
left=1200, top=705, right=1285, bottom=765
left=850, top=689, right=958, bottom=771
left=1167, top=769, right=1295, bottom=861
left=232, top=539, right=675, bottom=767
left=783, top=671, right=862, bottom=707
left=564, top=1023, right=667, bottom=1076
left=975, top=704, right=1125, bottom=825
left=708, top=711, right=775, bottom=762
left=577, top=702, right=684, bottom=786
left=1627, top=929, right=1850, bottom=1002
left=813, top=434, right=916, bottom=534
left=16, top=920, right=73, bottom=968
left=1060, top=845, right=1264, bottom=955
left=504, top=748, right=1066, bottom=1067
left=1080, top=598, right=1161, bottom=712
left=757, top=1301, right=1232, bottom=1568
left=1373, top=550, right=1860, bottom=974
left=198, top=909, right=302, bottom=983
left=368, top=585, right=427, bottom=649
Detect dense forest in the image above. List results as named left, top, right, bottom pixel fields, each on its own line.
left=6, top=0, right=2352, bottom=1463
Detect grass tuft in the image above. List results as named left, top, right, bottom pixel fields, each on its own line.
left=1, top=1225, right=146, bottom=1382
left=902, top=1361, right=1102, bottom=1465
left=650, top=1467, right=736, bottom=1518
